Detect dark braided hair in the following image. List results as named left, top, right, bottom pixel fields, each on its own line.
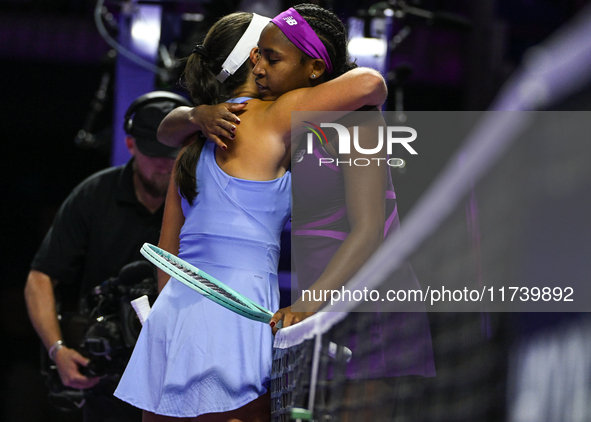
left=176, top=12, right=254, bottom=205
left=293, top=3, right=357, bottom=80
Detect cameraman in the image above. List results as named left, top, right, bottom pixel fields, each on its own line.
left=24, top=92, right=190, bottom=422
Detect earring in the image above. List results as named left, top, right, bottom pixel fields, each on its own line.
left=311, top=74, right=316, bottom=79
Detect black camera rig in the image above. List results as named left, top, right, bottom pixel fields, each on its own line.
left=42, top=260, right=158, bottom=411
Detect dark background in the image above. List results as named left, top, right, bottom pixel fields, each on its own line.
left=1, top=0, right=589, bottom=420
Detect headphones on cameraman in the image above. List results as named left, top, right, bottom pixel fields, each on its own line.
left=123, top=91, right=192, bottom=134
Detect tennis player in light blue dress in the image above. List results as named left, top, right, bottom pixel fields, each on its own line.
left=115, top=134, right=290, bottom=417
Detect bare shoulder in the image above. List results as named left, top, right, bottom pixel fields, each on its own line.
left=215, top=99, right=290, bottom=180
left=238, top=99, right=286, bottom=138
left=223, top=100, right=287, bottom=156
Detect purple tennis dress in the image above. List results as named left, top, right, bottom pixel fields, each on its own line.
left=291, top=137, right=436, bottom=378
left=115, top=138, right=291, bottom=417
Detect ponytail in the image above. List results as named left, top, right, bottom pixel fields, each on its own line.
left=176, top=12, right=253, bottom=205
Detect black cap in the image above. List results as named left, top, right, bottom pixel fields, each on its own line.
left=127, top=101, right=181, bottom=159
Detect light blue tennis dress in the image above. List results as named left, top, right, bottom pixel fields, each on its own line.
left=115, top=128, right=291, bottom=416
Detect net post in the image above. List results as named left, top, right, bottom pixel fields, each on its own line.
left=306, top=333, right=323, bottom=414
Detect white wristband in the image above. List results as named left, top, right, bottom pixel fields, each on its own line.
left=48, top=340, right=64, bottom=361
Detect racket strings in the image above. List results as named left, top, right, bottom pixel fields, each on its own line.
left=160, top=253, right=250, bottom=308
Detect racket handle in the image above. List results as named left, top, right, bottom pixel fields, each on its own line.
left=131, top=295, right=151, bottom=326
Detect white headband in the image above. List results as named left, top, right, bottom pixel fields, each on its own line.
left=216, top=13, right=271, bottom=83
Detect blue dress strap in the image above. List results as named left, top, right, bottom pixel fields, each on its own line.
left=227, top=96, right=255, bottom=103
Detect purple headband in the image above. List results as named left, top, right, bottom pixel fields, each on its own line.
left=271, top=8, right=333, bottom=74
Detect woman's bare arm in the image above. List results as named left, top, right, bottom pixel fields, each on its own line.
left=157, top=155, right=186, bottom=292
left=157, top=103, right=247, bottom=150
left=270, top=112, right=388, bottom=331
left=261, top=67, right=388, bottom=142
left=159, top=67, right=386, bottom=151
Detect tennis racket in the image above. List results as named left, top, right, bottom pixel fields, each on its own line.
left=140, top=243, right=275, bottom=324
left=140, top=243, right=352, bottom=360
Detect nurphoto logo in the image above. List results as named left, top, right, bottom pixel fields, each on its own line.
left=302, top=121, right=417, bottom=167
